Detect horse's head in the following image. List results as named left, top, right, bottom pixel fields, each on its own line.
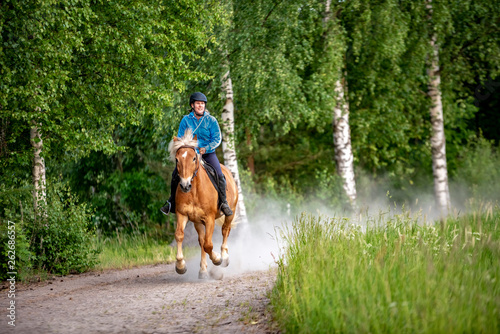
left=172, top=131, right=199, bottom=193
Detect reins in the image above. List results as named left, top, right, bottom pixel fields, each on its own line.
left=177, top=145, right=200, bottom=179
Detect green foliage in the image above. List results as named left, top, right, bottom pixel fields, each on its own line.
left=229, top=0, right=340, bottom=138
left=0, top=181, right=99, bottom=278
left=0, top=184, right=34, bottom=281
left=272, top=205, right=500, bottom=333
left=62, top=115, right=176, bottom=234
left=0, top=214, right=32, bottom=281
left=225, top=0, right=499, bottom=202
left=26, top=183, right=99, bottom=275
left=452, top=136, right=500, bottom=202
left=0, top=0, right=226, bottom=184
left=239, top=123, right=349, bottom=212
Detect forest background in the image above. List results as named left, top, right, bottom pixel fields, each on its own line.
left=1, top=0, right=499, bottom=278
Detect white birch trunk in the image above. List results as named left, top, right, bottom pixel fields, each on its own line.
left=427, top=0, right=450, bottom=218
left=221, top=71, right=248, bottom=225
left=30, top=118, right=47, bottom=214
left=333, top=78, right=357, bottom=205
left=324, top=0, right=357, bottom=207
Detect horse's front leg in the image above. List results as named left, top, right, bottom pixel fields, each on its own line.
left=204, top=217, right=222, bottom=266
left=193, top=222, right=208, bottom=279
left=175, top=214, right=189, bottom=274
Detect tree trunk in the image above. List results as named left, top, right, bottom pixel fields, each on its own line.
left=427, top=0, right=450, bottom=218
left=325, top=0, right=357, bottom=207
left=333, top=78, right=357, bottom=206
left=30, top=118, right=47, bottom=215
left=221, top=71, right=249, bottom=224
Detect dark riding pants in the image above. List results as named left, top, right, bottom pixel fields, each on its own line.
left=201, top=152, right=223, bottom=176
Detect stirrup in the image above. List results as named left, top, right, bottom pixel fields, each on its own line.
left=160, top=201, right=172, bottom=216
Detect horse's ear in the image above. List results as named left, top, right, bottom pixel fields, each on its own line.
left=193, top=134, right=197, bottom=141
left=173, top=136, right=179, bottom=142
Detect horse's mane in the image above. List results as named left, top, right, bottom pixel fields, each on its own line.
left=168, top=128, right=199, bottom=162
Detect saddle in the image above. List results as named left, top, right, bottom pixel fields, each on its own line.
left=201, top=158, right=221, bottom=204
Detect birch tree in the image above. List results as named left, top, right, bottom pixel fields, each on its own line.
left=427, top=0, right=450, bottom=217
left=30, top=118, right=46, bottom=214
left=325, top=0, right=357, bottom=206
left=332, top=79, right=357, bottom=206
left=221, top=71, right=249, bottom=224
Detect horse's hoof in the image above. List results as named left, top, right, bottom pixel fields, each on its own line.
left=175, top=266, right=187, bottom=275
left=221, top=257, right=230, bottom=267
left=198, top=271, right=209, bottom=279
left=212, top=257, right=222, bottom=266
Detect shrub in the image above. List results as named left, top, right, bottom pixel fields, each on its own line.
left=0, top=185, right=33, bottom=281
left=1, top=181, right=99, bottom=279
left=26, top=183, right=99, bottom=275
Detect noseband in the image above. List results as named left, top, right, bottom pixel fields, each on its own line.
left=177, top=145, right=200, bottom=179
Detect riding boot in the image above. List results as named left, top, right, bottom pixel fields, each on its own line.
left=160, top=170, right=180, bottom=215
left=218, top=175, right=234, bottom=216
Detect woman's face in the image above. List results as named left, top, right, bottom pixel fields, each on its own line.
left=191, top=101, right=205, bottom=116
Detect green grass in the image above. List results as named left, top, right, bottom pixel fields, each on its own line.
left=271, top=203, right=500, bottom=333
left=96, top=229, right=177, bottom=270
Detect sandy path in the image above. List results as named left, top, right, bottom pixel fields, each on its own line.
left=2, top=262, right=278, bottom=334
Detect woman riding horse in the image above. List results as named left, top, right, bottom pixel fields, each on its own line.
left=160, top=92, right=233, bottom=217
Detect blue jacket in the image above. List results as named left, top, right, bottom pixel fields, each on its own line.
left=177, top=111, right=221, bottom=154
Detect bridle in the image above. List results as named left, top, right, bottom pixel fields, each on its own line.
left=177, top=145, right=200, bottom=179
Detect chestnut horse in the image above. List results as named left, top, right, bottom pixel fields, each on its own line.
left=168, top=129, right=238, bottom=279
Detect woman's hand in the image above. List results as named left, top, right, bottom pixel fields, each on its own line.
left=199, top=147, right=206, bottom=154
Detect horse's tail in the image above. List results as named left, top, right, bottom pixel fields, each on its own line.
left=215, top=216, right=225, bottom=227
left=215, top=209, right=239, bottom=228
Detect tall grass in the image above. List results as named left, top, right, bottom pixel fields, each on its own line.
left=96, top=229, right=177, bottom=270
left=271, top=203, right=500, bottom=333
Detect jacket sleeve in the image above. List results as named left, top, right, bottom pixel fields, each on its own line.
left=177, top=116, right=188, bottom=138
left=205, top=117, right=222, bottom=153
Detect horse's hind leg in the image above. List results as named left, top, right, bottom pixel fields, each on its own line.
left=193, top=222, right=208, bottom=279
left=175, top=214, right=189, bottom=274
left=221, top=216, right=234, bottom=267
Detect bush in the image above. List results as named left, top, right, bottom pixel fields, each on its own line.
left=0, top=181, right=99, bottom=279
left=0, top=218, right=33, bottom=281
left=0, top=185, right=33, bottom=281
left=26, top=183, right=99, bottom=275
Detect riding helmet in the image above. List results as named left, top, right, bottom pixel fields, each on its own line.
left=189, top=92, right=208, bottom=105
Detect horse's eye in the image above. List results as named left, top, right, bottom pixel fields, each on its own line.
left=193, top=157, right=196, bottom=162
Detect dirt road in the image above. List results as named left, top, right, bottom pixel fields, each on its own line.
left=3, top=262, right=277, bottom=334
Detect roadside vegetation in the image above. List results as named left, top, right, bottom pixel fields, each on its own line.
left=95, top=229, right=176, bottom=270
left=271, top=202, right=500, bottom=333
